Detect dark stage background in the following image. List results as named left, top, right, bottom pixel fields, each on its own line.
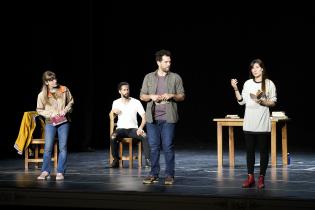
left=2, top=1, right=314, bottom=158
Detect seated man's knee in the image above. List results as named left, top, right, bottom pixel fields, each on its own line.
left=110, top=133, right=117, bottom=141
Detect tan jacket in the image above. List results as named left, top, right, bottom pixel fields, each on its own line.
left=36, top=85, right=74, bottom=124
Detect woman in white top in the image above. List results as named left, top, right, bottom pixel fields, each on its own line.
left=231, top=58, right=277, bottom=189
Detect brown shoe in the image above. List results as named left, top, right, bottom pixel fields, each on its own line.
left=143, top=175, right=159, bottom=184
left=164, top=176, right=174, bottom=185
left=257, top=175, right=265, bottom=189
left=242, top=174, right=255, bottom=188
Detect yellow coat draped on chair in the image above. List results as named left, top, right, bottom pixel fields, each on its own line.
left=14, top=111, right=44, bottom=155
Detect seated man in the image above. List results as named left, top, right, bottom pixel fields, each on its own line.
left=110, top=82, right=151, bottom=168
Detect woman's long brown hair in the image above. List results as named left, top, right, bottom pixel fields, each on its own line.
left=249, top=59, right=268, bottom=92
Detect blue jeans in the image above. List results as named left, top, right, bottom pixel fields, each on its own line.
left=146, top=120, right=176, bottom=177
left=41, top=122, right=70, bottom=174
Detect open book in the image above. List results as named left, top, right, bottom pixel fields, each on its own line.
left=250, top=90, right=265, bottom=100
left=51, top=115, right=68, bottom=126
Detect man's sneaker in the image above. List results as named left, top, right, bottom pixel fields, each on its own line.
left=164, top=176, right=174, bottom=185
left=144, top=159, right=151, bottom=168
left=143, top=175, right=159, bottom=184
left=37, top=171, right=50, bottom=180
left=56, top=173, right=64, bottom=181
left=110, top=159, right=119, bottom=168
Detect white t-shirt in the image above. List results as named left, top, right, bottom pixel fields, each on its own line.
left=238, top=79, right=277, bottom=132
left=112, top=97, right=145, bottom=129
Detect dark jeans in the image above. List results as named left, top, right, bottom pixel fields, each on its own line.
left=110, top=128, right=150, bottom=160
left=146, top=120, right=176, bottom=177
left=244, top=132, right=270, bottom=176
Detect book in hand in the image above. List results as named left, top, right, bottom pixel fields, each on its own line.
left=250, top=90, right=265, bottom=100
left=51, top=115, right=68, bottom=126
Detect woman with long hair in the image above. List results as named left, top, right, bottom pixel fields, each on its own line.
left=231, top=59, right=277, bottom=189
left=36, top=70, right=74, bottom=181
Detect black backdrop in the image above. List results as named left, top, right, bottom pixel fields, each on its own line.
left=2, top=1, right=314, bottom=158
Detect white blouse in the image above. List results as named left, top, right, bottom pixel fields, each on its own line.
left=238, top=79, right=277, bottom=132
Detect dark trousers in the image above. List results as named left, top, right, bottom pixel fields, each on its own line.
left=244, top=132, right=270, bottom=176
left=110, top=128, right=150, bottom=160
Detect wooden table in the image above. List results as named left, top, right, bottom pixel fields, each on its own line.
left=213, top=117, right=289, bottom=167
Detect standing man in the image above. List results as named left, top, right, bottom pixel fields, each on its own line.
left=140, top=49, right=185, bottom=185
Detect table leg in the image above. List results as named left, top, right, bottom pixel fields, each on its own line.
left=271, top=121, right=277, bottom=167
left=217, top=123, right=223, bottom=167
left=229, top=126, right=234, bottom=167
left=282, top=123, right=288, bottom=165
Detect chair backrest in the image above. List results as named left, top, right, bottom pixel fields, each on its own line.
left=14, top=111, right=41, bottom=155
left=24, top=113, right=58, bottom=170
left=108, top=110, right=119, bottom=164
left=109, top=110, right=117, bottom=137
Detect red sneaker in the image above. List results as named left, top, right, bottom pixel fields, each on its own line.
left=257, top=175, right=265, bottom=189
left=242, top=174, right=255, bottom=188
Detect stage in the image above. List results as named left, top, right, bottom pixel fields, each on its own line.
left=1, top=146, right=315, bottom=210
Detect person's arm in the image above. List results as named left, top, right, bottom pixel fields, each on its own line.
left=259, top=99, right=276, bottom=107
left=231, top=79, right=243, bottom=101
left=234, top=89, right=242, bottom=101
left=137, top=113, right=146, bottom=136
left=140, top=94, right=161, bottom=102
left=160, top=93, right=185, bottom=102
left=258, top=80, right=277, bottom=107
left=172, top=74, right=185, bottom=102
left=111, top=108, right=121, bottom=115
left=61, top=87, right=74, bottom=116
left=111, top=100, right=121, bottom=115
left=173, top=93, right=185, bottom=101
left=140, top=75, right=151, bottom=102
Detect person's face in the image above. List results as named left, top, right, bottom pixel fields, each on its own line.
left=251, top=63, right=263, bottom=78
left=157, top=55, right=171, bottom=72
left=45, top=78, right=58, bottom=88
left=119, top=85, right=130, bottom=99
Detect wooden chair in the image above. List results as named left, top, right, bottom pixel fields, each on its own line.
left=109, top=111, right=142, bottom=168
left=24, top=116, right=58, bottom=171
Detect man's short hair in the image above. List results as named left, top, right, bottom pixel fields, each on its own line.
left=155, top=49, right=171, bottom=62
left=118, top=82, right=129, bottom=91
